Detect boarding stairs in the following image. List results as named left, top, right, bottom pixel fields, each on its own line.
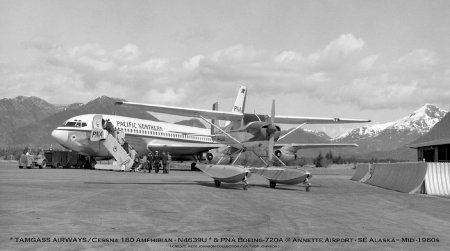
left=90, top=115, right=134, bottom=171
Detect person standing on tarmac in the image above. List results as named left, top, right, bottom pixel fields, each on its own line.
left=141, top=155, right=149, bottom=172
left=23, top=146, right=29, bottom=155
left=242, top=173, right=249, bottom=190
left=147, top=152, right=153, bottom=173
left=162, top=151, right=169, bottom=173
left=131, top=157, right=141, bottom=172
left=153, top=151, right=161, bottom=173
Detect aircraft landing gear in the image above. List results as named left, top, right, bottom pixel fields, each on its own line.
left=269, top=181, right=276, bottom=188
left=191, top=162, right=198, bottom=171
left=304, top=178, right=311, bottom=192
left=214, top=180, right=221, bottom=187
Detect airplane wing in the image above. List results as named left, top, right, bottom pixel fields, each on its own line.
left=275, top=143, right=358, bottom=152
left=116, top=101, right=243, bottom=121
left=274, top=116, right=370, bottom=124
left=116, top=101, right=370, bottom=124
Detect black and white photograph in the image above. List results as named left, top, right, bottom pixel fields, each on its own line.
left=1, top=0, right=449, bottom=250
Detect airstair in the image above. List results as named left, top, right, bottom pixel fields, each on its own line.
left=90, top=115, right=134, bottom=171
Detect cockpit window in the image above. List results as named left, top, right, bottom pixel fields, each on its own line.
left=61, top=119, right=87, bottom=127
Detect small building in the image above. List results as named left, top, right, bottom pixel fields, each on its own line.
left=409, top=111, right=450, bottom=162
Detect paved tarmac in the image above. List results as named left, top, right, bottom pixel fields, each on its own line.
left=1, top=163, right=449, bottom=250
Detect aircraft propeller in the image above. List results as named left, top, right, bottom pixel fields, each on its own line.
left=202, top=99, right=282, bottom=166
left=260, top=100, right=281, bottom=162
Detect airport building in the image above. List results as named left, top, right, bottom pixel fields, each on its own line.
left=409, top=112, right=450, bottom=162
left=410, top=140, right=450, bottom=162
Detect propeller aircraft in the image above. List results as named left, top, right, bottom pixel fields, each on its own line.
left=117, top=86, right=371, bottom=190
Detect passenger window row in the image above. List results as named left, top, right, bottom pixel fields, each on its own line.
left=116, top=127, right=212, bottom=142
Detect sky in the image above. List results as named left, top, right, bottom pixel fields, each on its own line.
left=1, top=0, right=450, bottom=137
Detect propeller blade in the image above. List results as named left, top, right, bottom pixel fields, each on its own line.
left=270, top=99, right=275, bottom=125
left=268, top=134, right=275, bottom=162
left=267, top=99, right=276, bottom=163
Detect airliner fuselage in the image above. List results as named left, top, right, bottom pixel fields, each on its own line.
left=51, top=114, right=219, bottom=160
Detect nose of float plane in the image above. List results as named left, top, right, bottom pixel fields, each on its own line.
left=51, top=129, right=68, bottom=144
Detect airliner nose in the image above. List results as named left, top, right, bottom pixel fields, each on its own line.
left=51, top=129, right=68, bottom=144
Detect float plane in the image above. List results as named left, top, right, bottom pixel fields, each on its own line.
left=115, top=86, right=371, bottom=190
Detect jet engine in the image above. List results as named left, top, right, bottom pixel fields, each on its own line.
left=206, top=152, right=214, bottom=161
left=273, top=148, right=297, bottom=164
left=274, top=149, right=282, bottom=158
left=207, top=152, right=232, bottom=164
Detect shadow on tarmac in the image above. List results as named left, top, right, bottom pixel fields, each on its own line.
left=83, top=181, right=321, bottom=191
left=84, top=182, right=198, bottom=185
left=195, top=180, right=247, bottom=190
left=195, top=180, right=320, bottom=191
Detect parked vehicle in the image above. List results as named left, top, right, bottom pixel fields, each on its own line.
left=44, top=150, right=88, bottom=168
left=18, top=153, right=47, bottom=169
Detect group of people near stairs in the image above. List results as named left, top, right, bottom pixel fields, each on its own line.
left=102, top=118, right=170, bottom=173
left=134, top=151, right=170, bottom=173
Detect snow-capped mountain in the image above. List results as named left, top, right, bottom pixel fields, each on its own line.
left=278, top=128, right=331, bottom=145
left=303, top=129, right=331, bottom=140
left=335, top=104, right=447, bottom=140
left=390, top=104, right=447, bottom=132
left=333, top=104, right=447, bottom=153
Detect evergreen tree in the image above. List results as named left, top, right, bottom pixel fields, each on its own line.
left=325, top=151, right=333, bottom=161
left=314, top=153, right=323, bottom=167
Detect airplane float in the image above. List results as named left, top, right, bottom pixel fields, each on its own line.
left=51, top=86, right=370, bottom=190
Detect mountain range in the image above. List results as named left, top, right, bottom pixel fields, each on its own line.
left=274, top=104, right=447, bottom=160
left=0, top=96, right=158, bottom=149
left=332, top=104, right=447, bottom=158
left=0, top=96, right=447, bottom=161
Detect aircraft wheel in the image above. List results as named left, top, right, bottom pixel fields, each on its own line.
left=214, top=180, right=221, bottom=187
left=304, top=179, right=311, bottom=192
left=90, top=159, right=97, bottom=169
left=243, top=185, right=248, bottom=190
left=269, top=181, right=276, bottom=188
left=19, top=166, right=23, bottom=169
left=191, top=162, right=197, bottom=171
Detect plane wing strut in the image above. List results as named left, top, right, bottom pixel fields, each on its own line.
left=277, top=123, right=306, bottom=142
left=198, top=115, right=244, bottom=149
